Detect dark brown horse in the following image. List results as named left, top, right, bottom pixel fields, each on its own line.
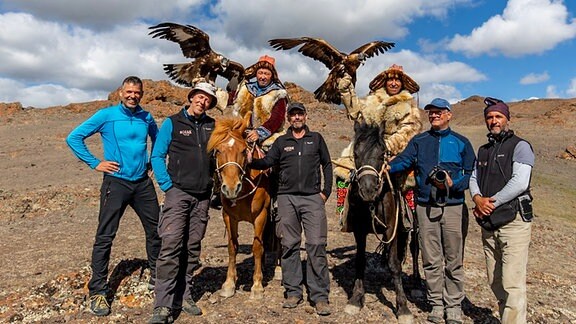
left=207, top=112, right=273, bottom=299
left=345, top=120, right=412, bottom=323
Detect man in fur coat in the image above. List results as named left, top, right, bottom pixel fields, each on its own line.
left=233, top=55, right=288, bottom=149
left=333, top=64, right=422, bottom=230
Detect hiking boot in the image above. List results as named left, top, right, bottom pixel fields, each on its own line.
left=182, top=297, right=202, bottom=315
left=282, top=295, right=303, bottom=309
left=315, top=300, right=331, bottom=316
left=446, top=307, right=463, bottom=324
left=148, top=307, right=173, bottom=324
left=427, top=306, right=444, bottom=324
left=89, top=294, right=111, bottom=316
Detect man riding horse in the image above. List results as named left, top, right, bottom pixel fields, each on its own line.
left=333, top=64, right=422, bottom=229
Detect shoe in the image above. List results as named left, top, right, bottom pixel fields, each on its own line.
left=446, top=307, right=463, bottom=324
left=89, top=294, right=111, bottom=316
left=282, top=295, right=303, bottom=309
left=182, top=297, right=202, bottom=315
left=315, top=300, right=331, bottom=316
left=148, top=307, right=173, bottom=324
left=427, top=306, right=444, bottom=324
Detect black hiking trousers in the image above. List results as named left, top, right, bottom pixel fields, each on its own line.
left=88, top=175, right=160, bottom=296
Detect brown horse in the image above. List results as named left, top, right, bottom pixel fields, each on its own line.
left=207, top=112, right=272, bottom=299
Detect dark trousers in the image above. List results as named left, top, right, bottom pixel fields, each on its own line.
left=154, top=187, right=210, bottom=308
left=88, top=175, right=160, bottom=295
left=277, top=194, right=330, bottom=304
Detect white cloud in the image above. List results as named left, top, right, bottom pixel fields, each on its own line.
left=448, top=0, right=576, bottom=57
left=520, top=71, right=550, bottom=85
left=0, top=0, right=204, bottom=29
left=546, top=85, right=560, bottom=98
left=566, top=78, right=576, bottom=97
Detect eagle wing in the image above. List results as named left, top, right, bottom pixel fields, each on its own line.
left=350, top=41, right=395, bottom=58
left=218, top=60, right=245, bottom=92
left=163, top=61, right=209, bottom=87
left=268, top=37, right=344, bottom=69
left=149, top=22, right=212, bottom=59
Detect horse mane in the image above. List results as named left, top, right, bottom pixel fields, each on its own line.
left=207, top=116, right=246, bottom=152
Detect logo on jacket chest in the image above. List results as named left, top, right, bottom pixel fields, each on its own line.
left=284, top=146, right=295, bottom=152
left=179, top=130, right=192, bottom=136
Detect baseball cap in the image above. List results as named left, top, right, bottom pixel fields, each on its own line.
left=287, top=102, right=306, bottom=114
left=424, top=98, right=451, bottom=111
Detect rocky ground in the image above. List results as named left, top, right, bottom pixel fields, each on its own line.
left=0, top=82, right=575, bottom=323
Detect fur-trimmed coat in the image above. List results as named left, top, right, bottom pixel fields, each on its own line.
left=334, top=89, right=422, bottom=182
left=233, top=80, right=288, bottom=148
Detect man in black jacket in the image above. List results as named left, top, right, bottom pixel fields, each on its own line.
left=469, top=97, right=534, bottom=323
left=149, top=82, right=217, bottom=324
left=249, top=102, right=333, bottom=316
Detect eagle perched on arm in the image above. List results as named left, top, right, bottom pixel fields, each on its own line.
left=268, top=37, right=394, bottom=104
left=148, top=22, right=245, bottom=92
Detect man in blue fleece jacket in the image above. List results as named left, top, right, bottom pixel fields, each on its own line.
left=388, top=98, right=475, bottom=324
left=66, top=76, right=161, bottom=317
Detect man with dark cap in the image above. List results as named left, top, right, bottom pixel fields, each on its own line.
left=248, top=102, right=333, bottom=316
left=387, top=98, right=475, bottom=324
left=148, top=82, right=218, bottom=323
left=469, top=97, right=534, bottom=324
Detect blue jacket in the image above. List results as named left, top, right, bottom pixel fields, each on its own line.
left=389, top=127, right=475, bottom=206
left=66, top=103, right=158, bottom=181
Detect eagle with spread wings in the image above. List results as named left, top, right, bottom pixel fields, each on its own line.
left=268, top=37, right=394, bottom=104
left=148, top=23, right=245, bottom=92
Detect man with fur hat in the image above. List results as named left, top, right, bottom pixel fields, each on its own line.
left=149, top=82, right=218, bottom=323
left=232, top=55, right=288, bottom=149
left=333, top=64, right=422, bottom=226
left=469, top=97, right=534, bottom=324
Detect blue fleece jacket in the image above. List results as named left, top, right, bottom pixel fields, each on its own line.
left=389, top=127, right=476, bottom=206
left=66, top=103, right=158, bottom=181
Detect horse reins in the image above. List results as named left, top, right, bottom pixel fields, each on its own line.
left=353, top=162, right=401, bottom=245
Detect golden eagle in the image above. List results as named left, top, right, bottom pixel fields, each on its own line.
left=268, top=37, right=394, bottom=104
left=149, top=23, right=245, bottom=91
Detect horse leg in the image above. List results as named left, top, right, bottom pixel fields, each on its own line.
left=345, top=230, right=367, bottom=315
left=250, top=209, right=267, bottom=299
left=389, top=240, right=413, bottom=323
left=220, top=212, right=239, bottom=298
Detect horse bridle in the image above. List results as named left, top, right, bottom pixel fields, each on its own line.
left=352, top=162, right=400, bottom=245
left=214, top=140, right=263, bottom=203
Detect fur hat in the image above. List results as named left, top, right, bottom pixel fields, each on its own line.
left=187, top=82, right=218, bottom=109
left=369, top=64, right=420, bottom=94
left=484, top=97, right=510, bottom=120
left=244, top=55, right=280, bottom=82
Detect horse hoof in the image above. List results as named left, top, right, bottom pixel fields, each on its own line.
left=273, top=266, right=282, bottom=281
left=249, top=289, right=264, bottom=300
left=219, top=287, right=235, bottom=298
left=397, top=314, right=414, bottom=324
left=344, top=304, right=361, bottom=315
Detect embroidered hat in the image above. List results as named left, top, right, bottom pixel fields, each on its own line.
left=369, top=64, right=420, bottom=94
left=244, top=55, right=280, bottom=82
left=187, top=82, right=218, bottom=109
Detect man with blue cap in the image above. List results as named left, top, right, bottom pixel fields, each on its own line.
left=387, top=98, right=476, bottom=324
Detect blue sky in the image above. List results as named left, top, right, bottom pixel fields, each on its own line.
left=0, top=0, right=575, bottom=108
